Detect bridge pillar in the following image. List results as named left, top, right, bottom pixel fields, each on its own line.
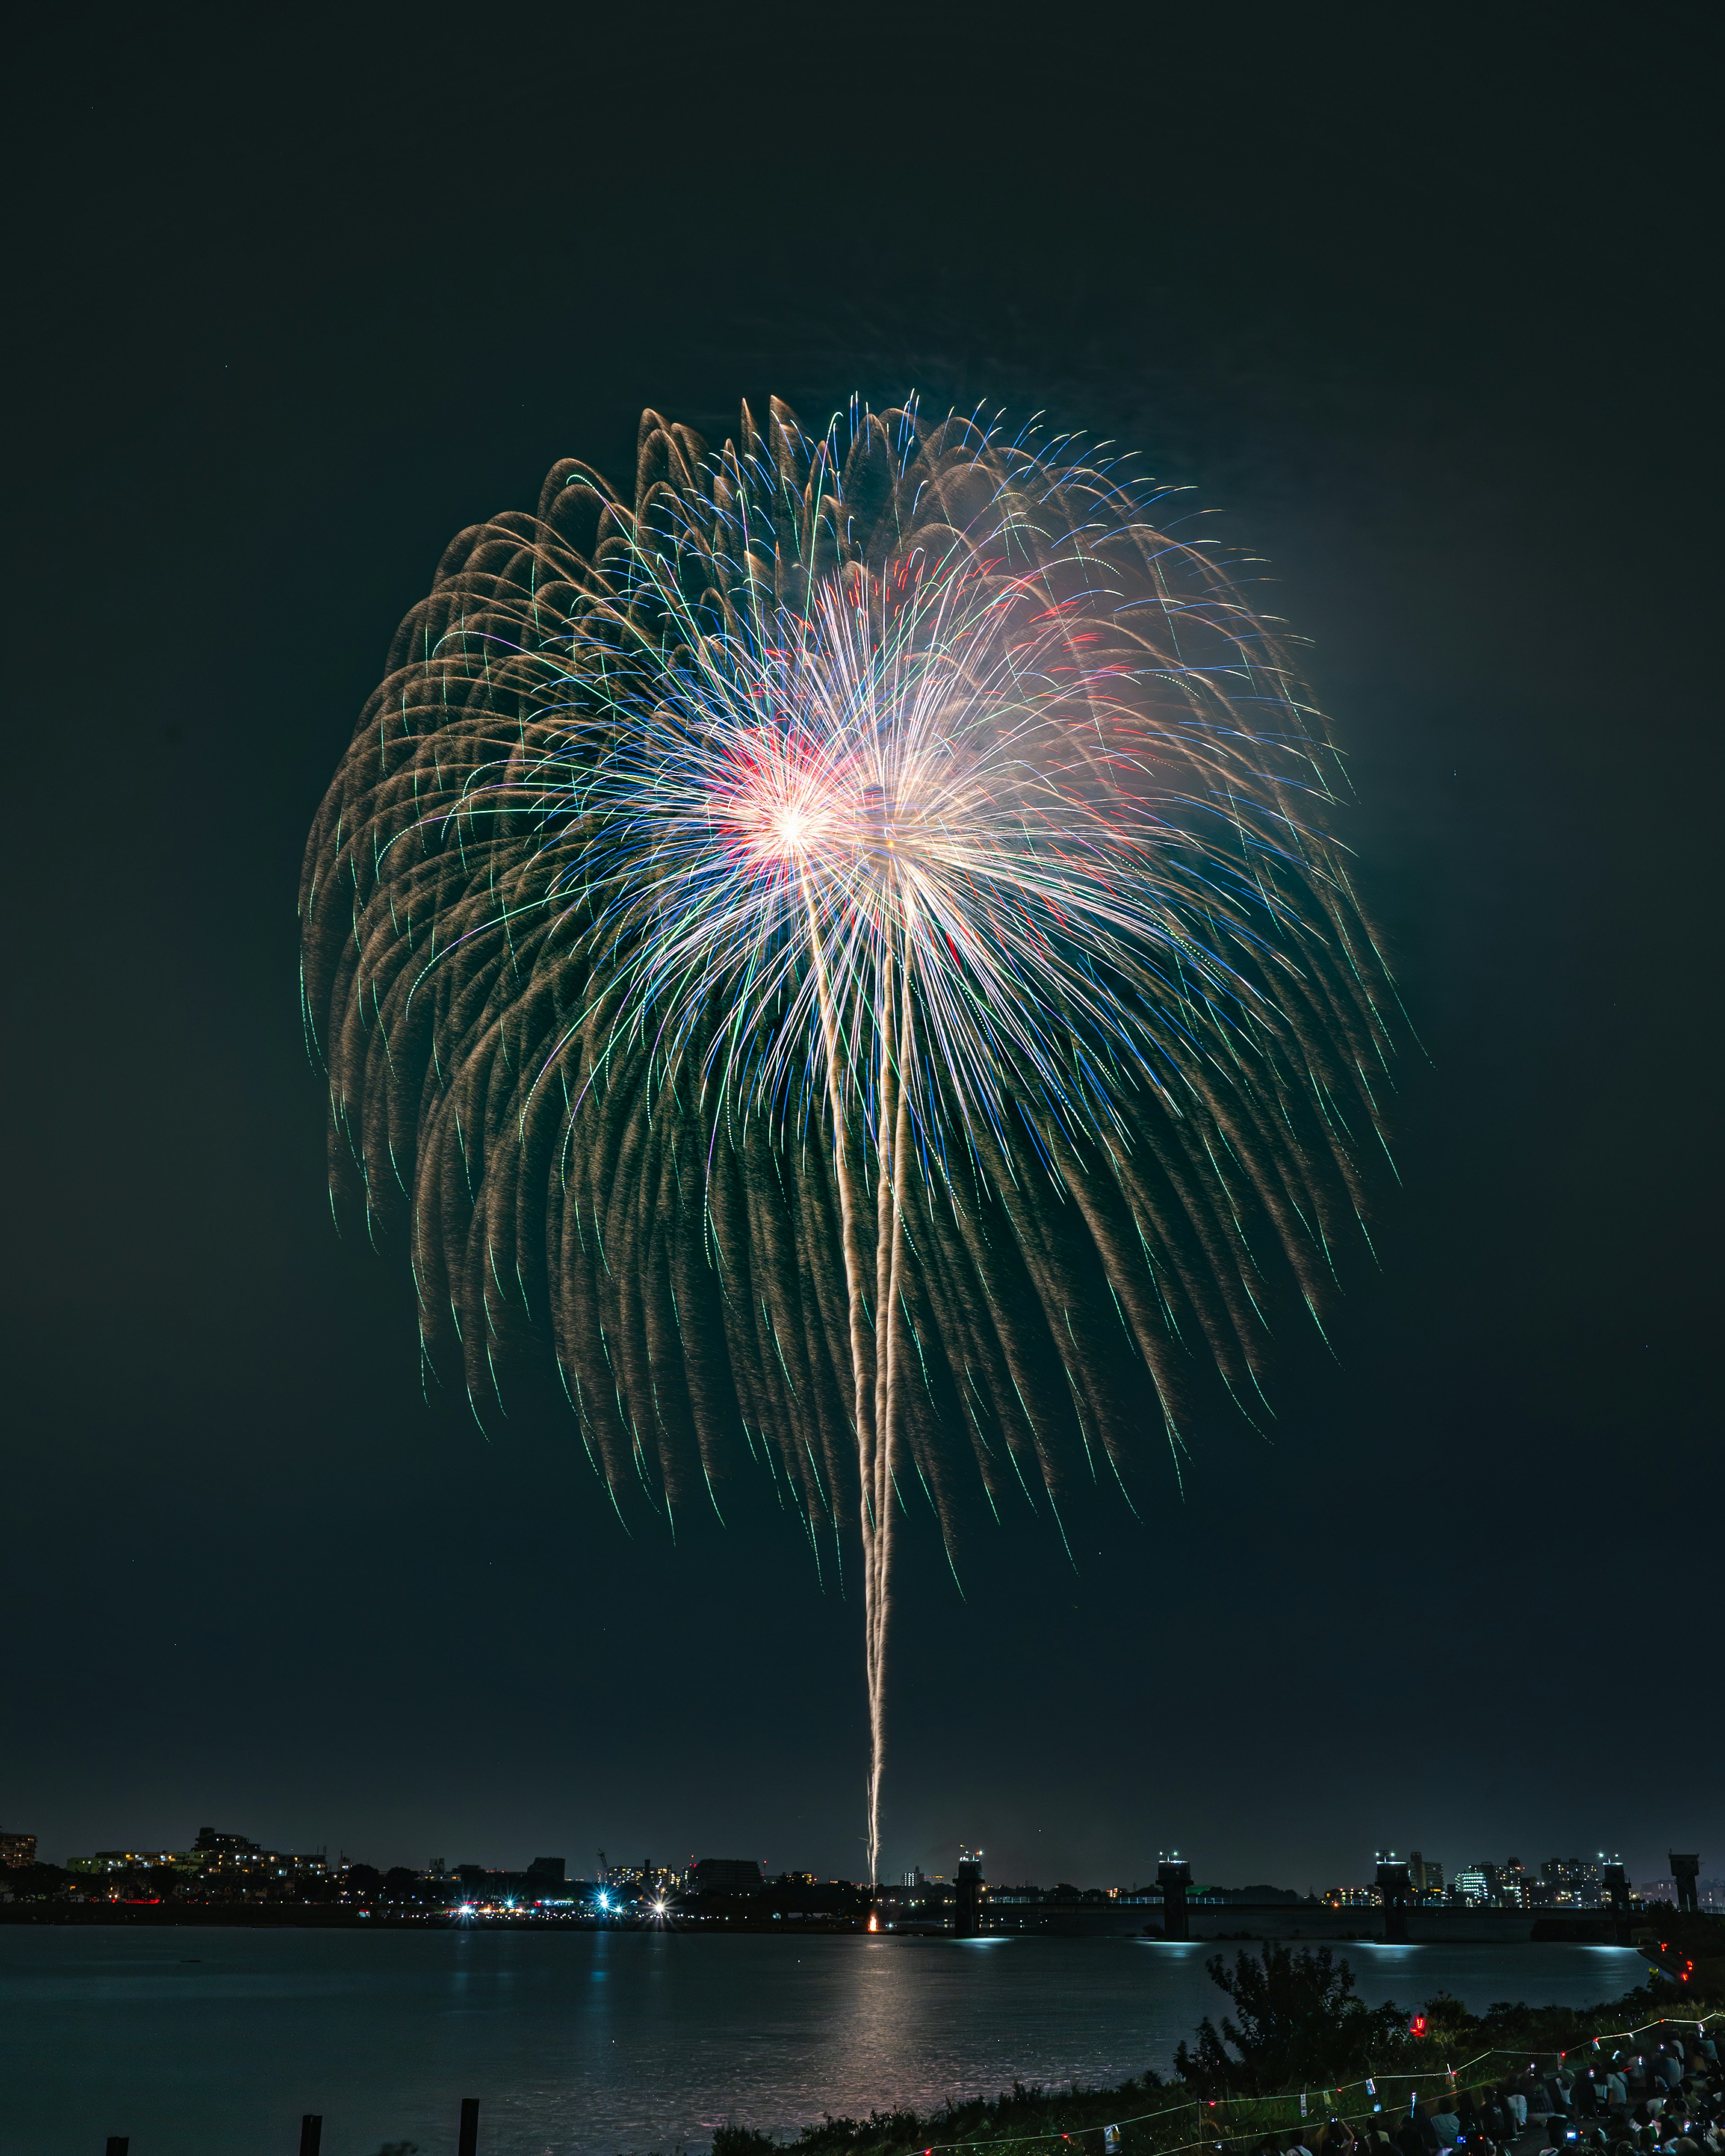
left=1376, top=1853, right=1411, bottom=1943
left=1602, top=1863, right=1632, bottom=1944
left=955, top=1849, right=984, bottom=1937
left=1157, top=1856, right=1191, bottom=1941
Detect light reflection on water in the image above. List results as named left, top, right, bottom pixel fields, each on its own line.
left=0, top=1930, right=1643, bottom=2156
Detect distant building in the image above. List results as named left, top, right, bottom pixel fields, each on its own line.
left=598, top=1858, right=681, bottom=1904
left=687, top=1857, right=765, bottom=1893
left=0, top=1831, right=36, bottom=1870
left=69, top=1850, right=181, bottom=1876
left=1409, top=1851, right=1444, bottom=1897
left=1639, top=1875, right=1724, bottom=1910
left=192, top=1828, right=264, bottom=1872
left=58, top=1835, right=325, bottom=1888
left=1539, top=1856, right=1604, bottom=1905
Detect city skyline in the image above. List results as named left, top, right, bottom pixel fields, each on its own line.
left=10, top=1818, right=1715, bottom=1913
left=13, top=1825, right=1721, bottom=1940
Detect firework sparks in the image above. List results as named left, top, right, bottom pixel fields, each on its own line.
left=301, top=397, right=1398, bottom=1882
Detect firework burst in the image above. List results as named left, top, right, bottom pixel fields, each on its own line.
left=301, top=397, right=1397, bottom=1879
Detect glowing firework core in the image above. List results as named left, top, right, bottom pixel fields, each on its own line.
left=711, top=724, right=930, bottom=891
left=718, top=745, right=843, bottom=867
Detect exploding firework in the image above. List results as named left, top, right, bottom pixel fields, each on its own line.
left=301, top=397, right=1397, bottom=1879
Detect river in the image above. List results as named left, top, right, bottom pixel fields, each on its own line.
left=0, top=1928, right=1648, bottom=2156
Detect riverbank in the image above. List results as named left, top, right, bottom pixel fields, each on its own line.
left=711, top=1931, right=1725, bottom=2156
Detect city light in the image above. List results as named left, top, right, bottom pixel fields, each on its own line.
left=17, top=1834, right=1706, bottom=1948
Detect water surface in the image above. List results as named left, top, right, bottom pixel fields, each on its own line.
left=0, top=1928, right=1644, bottom=2156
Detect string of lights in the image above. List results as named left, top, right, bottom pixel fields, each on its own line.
left=890, top=2011, right=1724, bottom=2156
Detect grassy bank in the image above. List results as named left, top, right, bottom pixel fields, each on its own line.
left=714, top=1920, right=1725, bottom=2156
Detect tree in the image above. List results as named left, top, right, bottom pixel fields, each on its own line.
left=1174, top=1944, right=1407, bottom=2096
left=1, top=1861, right=76, bottom=1902
left=713, top=2130, right=778, bottom=2156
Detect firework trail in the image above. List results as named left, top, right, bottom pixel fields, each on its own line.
left=301, top=398, right=1397, bottom=1880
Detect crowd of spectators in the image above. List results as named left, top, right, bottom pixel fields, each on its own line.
left=1259, top=2030, right=1725, bottom=2156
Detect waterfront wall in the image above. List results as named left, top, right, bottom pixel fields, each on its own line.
left=983, top=1903, right=1604, bottom=1944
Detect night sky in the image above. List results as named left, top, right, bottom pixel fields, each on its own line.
left=7, top=4, right=1716, bottom=1894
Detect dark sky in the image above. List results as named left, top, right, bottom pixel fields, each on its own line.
left=5, top=3, right=1717, bottom=1894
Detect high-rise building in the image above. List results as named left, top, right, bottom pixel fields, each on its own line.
left=1539, top=1857, right=1604, bottom=1905
left=1409, top=1851, right=1444, bottom=1896
left=0, top=1831, right=35, bottom=1870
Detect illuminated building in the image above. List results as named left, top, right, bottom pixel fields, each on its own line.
left=68, top=1851, right=181, bottom=1875
left=1408, top=1851, right=1444, bottom=1898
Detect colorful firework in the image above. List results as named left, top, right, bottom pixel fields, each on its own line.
left=301, top=397, right=1397, bottom=1879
